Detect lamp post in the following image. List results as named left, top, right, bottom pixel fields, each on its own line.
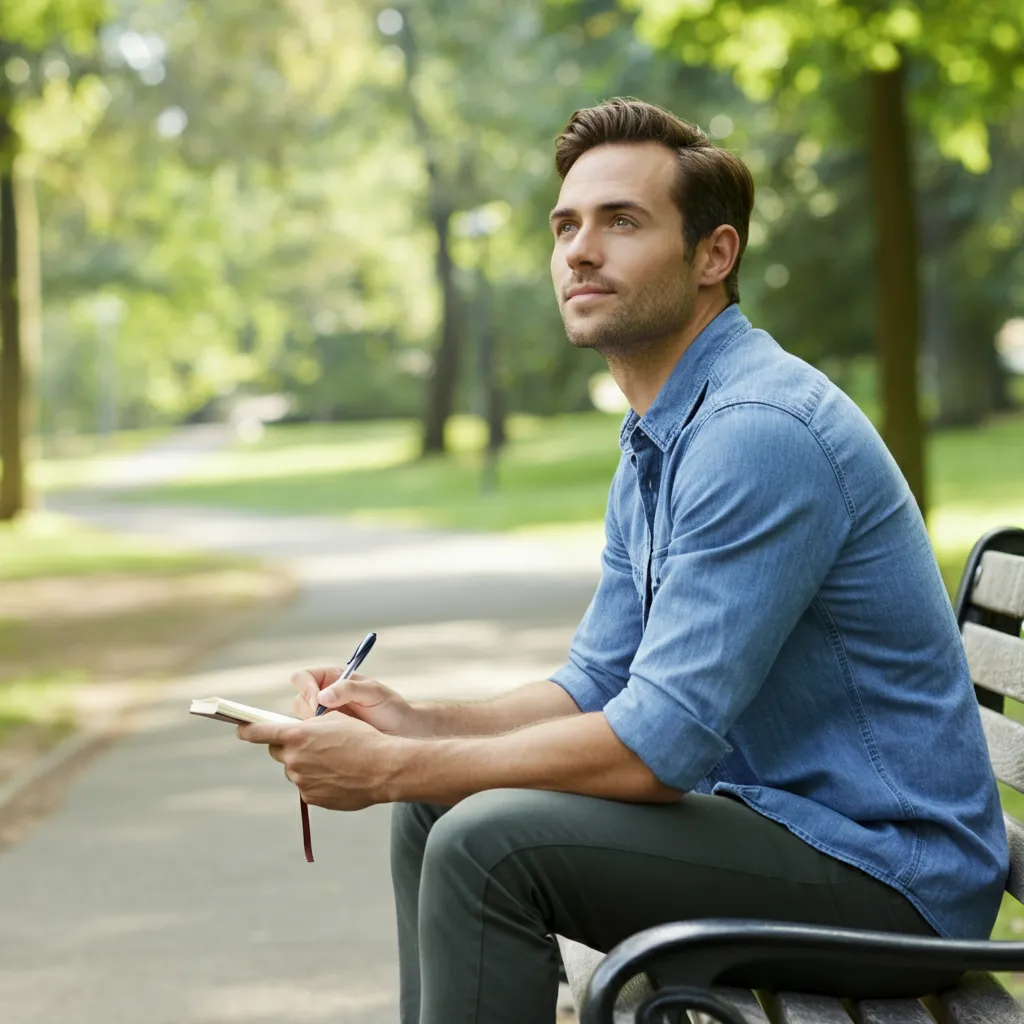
left=92, top=295, right=124, bottom=443
left=456, top=204, right=508, bottom=492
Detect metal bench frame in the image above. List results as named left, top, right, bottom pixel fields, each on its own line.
left=563, top=525, right=1024, bottom=1024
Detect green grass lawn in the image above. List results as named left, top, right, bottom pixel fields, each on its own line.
left=0, top=510, right=248, bottom=582
left=85, top=409, right=1024, bottom=588
left=94, top=413, right=628, bottom=532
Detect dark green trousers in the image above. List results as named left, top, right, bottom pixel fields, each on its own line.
left=391, top=789, right=944, bottom=1024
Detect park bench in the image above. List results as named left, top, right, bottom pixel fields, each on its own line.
left=557, top=525, right=1024, bottom=1024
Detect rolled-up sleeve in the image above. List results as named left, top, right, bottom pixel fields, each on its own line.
left=550, top=468, right=644, bottom=712
left=604, top=404, right=852, bottom=791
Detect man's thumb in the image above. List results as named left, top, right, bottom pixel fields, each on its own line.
left=318, top=682, right=344, bottom=706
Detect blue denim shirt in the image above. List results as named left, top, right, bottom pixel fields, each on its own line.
left=551, top=303, right=1008, bottom=939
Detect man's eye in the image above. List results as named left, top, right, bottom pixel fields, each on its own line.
left=558, top=222, right=577, bottom=235
left=614, top=216, right=633, bottom=227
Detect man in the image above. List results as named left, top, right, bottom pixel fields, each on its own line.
left=239, top=98, right=1007, bottom=1022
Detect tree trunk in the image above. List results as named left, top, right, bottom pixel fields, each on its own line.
left=421, top=205, right=462, bottom=455
left=395, top=12, right=464, bottom=456
left=15, top=157, right=39, bottom=482
left=0, top=107, right=24, bottom=521
left=931, top=328, right=992, bottom=428
left=987, top=334, right=1015, bottom=413
left=476, top=266, right=505, bottom=491
left=867, top=66, right=926, bottom=516
left=921, top=214, right=989, bottom=429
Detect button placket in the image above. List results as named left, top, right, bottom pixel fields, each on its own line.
left=633, top=440, right=662, bottom=626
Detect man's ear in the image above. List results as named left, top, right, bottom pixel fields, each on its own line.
left=698, top=225, right=741, bottom=288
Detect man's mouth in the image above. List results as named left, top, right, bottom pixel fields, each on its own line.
left=566, top=287, right=614, bottom=301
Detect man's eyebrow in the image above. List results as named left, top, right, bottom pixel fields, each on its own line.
left=548, top=200, right=651, bottom=223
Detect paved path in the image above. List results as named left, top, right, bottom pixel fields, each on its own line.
left=0, top=442, right=604, bottom=1023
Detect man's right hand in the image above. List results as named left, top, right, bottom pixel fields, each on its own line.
left=290, top=667, right=419, bottom=736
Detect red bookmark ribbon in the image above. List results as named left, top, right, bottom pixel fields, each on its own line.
left=300, top=797, right=314, bottom=862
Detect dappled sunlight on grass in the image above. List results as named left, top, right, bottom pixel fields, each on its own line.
left=89, top=410, right=1022, bottom=550
left=927, top=414, right=1024, bottom=592
left=29, top=428, right=171, bottom=492
left=0, top=512, right=249, bottom=581
left=105, top=412, right=624, bottom=531
left=156, top=433, right=419, bottom=484
left=0, top=673, right=83, bottom=747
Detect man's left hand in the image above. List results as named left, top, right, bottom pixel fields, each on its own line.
left=237, top=713, right=398, bottom=811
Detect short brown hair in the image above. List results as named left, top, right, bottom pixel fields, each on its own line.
left=554, top=97, right=754, bottom=304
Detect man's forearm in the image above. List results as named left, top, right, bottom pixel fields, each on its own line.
left=411, top=679, right=580, bottom=737
left=386, top=710, right=682, bottom=805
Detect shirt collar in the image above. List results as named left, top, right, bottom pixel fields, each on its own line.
left=618, top=303, right=751, bottom=454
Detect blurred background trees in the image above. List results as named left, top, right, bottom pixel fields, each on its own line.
left=1, top=0, right=1022, bottom=518
left=1, top=0, right=107, bottom=517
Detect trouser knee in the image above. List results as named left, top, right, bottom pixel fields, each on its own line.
left=419, top=789, right=540, bottom=888
left=391, top=801, right=447, bottom=877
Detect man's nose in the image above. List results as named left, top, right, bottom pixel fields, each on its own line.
left=565, top=224, right=603, bottom=270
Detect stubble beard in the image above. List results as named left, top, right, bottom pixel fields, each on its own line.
left=561, top=277, right=696, bottom=360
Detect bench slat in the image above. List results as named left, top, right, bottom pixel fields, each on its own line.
left=979, top=706, right=1024, bottom=793
left=964, top=621, right=1024, bottom=701
left=766, top=991, right=852, bottom=1023
left=973, top=550, right=1024, bottom=619
left=856, top=998, right=936, bottom=1023
left=1005, top=813, right=1024, bottom=902
left=941, top=971, right=1024, bottom=1023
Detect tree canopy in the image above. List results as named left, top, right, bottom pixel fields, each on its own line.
left=0, top=0, right=1019, bottom=511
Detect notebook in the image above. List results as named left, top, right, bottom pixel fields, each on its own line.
left=189, top=696, right=299, bottom=726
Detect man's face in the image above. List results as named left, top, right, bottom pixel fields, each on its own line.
left=550, top=142, right=697, bottom=356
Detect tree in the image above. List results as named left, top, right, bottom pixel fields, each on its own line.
left=379, top=0, right=727, bottom=454
left=0, top=70, right=24, bottom=520
left=624, top=0, right=1024, bottom=516
left=0, top=0, right=105, bottom=519
left=30, top=1, right=433, bottom=432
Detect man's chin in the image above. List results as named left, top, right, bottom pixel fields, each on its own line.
left=563, top=320, right=608, bottom=350
left=566, top=332, right=602, bottom=350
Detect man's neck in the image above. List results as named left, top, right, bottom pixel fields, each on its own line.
left=607, top=294, right=730, bottom=417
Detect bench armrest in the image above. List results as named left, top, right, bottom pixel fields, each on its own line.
left=579, top=919, right=1024, bottom=1024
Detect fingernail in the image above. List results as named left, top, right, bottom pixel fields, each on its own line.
left=318, top=687, right=334, bottom=705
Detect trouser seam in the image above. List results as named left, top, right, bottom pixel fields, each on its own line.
left=473, top=840, right=857, bottom=886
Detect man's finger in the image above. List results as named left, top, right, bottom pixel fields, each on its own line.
left=237, top=722, right=286, bottom=745
left=318, top=677, right=378, bottom=708
left=290, top=669, right=322, bottom=708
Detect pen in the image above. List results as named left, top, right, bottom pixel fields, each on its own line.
left=316, top=631, right=377, bottom=716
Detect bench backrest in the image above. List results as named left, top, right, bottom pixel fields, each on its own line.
left=954, top=526, right=1024, bottom=902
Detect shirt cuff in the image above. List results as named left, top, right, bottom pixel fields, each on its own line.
left=603, top=682, right=731, bottom=791
left=549, top=662, right=613, bottom=714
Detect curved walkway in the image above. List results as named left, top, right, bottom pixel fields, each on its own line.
left=0, top=435, right=602, bottom=1023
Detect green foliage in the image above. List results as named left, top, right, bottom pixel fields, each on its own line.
left=0, top=0, right=106, bottom=52
left=8, top=0, right=1022, bottom=437
left=628, top=0, right=1024, bottom=172
left=621, top=0, right=1024, bottom=427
